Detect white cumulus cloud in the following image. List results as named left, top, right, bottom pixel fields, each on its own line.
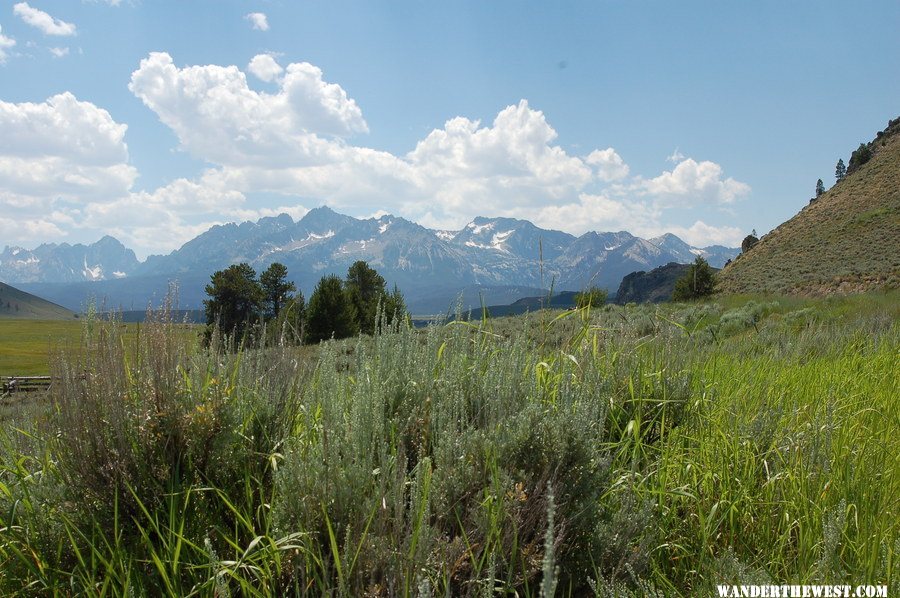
left=248, top=53, right=283, bottom=82
left=128, top=52, right=368, bottom=167
left=586, top=147, right=630, bottom=182
left=529, top=193, right=660, bottom=237
left=1, top=54, right=751, bottom=255
left=664, top=220, right=744, bottom=247
left=124, top=54, right=752, bottom=249
left=405, top=100, right=593, bottom=213
left=527, top=193, right=743, bottom=247
left=48, top=46, right=69, bottom=58
left=641, top=157, right=750, bottom=206
left=0, top=93, right=137, bottom=246
left=245, top=12, right=269, bottom=31
left=0, top=25, right=15, bottom=63
left=13, top=2, right=77, bottom=36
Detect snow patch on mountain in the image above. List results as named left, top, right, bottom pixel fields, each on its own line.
left=491, top=230, right=514, bottom=250
left=306, top=230, right=335, bottom=241
left=467, top=222, right=494, bottom=235
left=82, top=259, right=103, bottom=281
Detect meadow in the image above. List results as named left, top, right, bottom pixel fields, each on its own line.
left=0, top=318, right=200, bottom=377
left=0, top=319, right=84, bottom=376
left=0, top=292, right=897, bottom=596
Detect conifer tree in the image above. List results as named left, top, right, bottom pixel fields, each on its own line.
left=345, top=261, right=387, bottom=335
left=672, top=256, right=716, bottom=301
left=260, top=262, right=295, bottom=320
left=203, top=263, right=264, bottom=341
left=380, top=284, right=409, bottom=331
left=306, top=274, right=358, bottom=343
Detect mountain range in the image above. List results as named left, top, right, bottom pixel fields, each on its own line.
left=2, top=210, right=739, bottom=314
left=0, top=236, right=139, bottom=284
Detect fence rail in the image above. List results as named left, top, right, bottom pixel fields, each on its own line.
left=1, top=376, right=53, bottom=395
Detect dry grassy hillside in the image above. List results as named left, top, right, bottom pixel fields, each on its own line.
left=718, top=118, right=900, bottom=295
left=0, top=282, right=76, bottom=320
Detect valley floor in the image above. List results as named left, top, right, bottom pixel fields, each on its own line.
left=0, top=292, right=897, bottom=596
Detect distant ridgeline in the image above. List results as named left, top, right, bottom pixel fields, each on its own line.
left=8, top=211, right=739, bottom=316
left=718, top=116, right=900, bottom=296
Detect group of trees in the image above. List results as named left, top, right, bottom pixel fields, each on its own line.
left=304, top=262, right=406, bottom=344
left=204, top=262, right=299, bottom=343
left=204, top=260, right=406, bottom=345
left=830, top=142, right=872, bottom=187
left=574, top=286, right=608, bottom=308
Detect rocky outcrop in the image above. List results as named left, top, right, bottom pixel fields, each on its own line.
left=615, top=262, right=691, bottom=304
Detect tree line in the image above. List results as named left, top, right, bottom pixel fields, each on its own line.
left=814, top=143, right=873, bottom=199
left=203, top=260, right=407, bottom=345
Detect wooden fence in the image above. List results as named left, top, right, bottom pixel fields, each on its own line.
left=1, top=376, right=52, bottom=396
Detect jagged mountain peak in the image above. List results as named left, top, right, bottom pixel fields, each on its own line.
left=297, top=205, right=357, bottom=231
left=257, top=213, right=295, bottom=228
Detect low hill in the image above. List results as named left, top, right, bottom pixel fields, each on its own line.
left=444, top=291, right=580, bottom=321
left=717, top=117, right=900, bottom=295
left=616, top=262, right=691, bottom=304
left=0, top=282, right=77, bottom=320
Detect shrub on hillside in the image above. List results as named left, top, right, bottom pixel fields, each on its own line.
left=847, top=142, right=872, bottom=173
left=741, top=234, right=759, bottom=253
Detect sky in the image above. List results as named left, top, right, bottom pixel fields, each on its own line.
left=1, top=1, right=898, bottom=259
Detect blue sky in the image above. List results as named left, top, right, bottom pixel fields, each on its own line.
left=1, top=0, right=898, bottom=258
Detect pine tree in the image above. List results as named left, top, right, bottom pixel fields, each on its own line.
left=203, top=263, right=264, bottom=342
left=306, top=275, right=358, bottom=343
left=672, top=256, right=716, bottom=301
left=835, top=159, right=847, bottom=182
left=380, top=284, right=409, bottom=331
left=260, top=262, right=295, bottom=320
left=345, top=260, right=387, bottom=335
left=815, top=179, right=825, bottom=197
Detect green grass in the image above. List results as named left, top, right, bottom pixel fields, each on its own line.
left=0, top=319, right=84, bottom=375
left=0, top=295, right=896, bottom=596
left=0, top=319, right=201, bottom=376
